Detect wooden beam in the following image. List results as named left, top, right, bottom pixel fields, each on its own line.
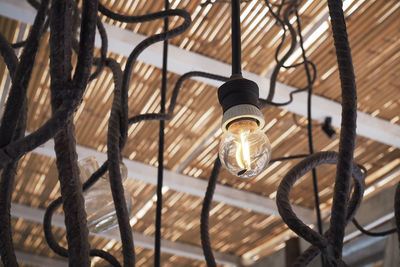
left=15, top=250, right=68, bottom=267
left=32, top=137, right=316, bottom=224
left=0, top=0, right=399, bottom=148
left=10, top=203, right=240, bottom=266
left=285, top=238, right=300, bottom=267
left=244, top=183, right=399, bottom=263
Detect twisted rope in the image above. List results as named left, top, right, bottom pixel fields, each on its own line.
left=0, top=0, right=97, bottom=168
left=395, top=182, right=400, bottom=247
left=200, top=158, right=221, bottom=267
left=277, top=152, right=365, bottom=266
left=327, top=0, right=358, bottom=260
left=0, top=0, right=48, bottom=265
left=154, top=1, right=170, bottom=265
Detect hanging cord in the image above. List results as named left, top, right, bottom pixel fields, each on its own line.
left=351, top=162, right=397, bottom=237
left=294, top=6, right=324, bottom=256
left=200, top=158, right=221, bottom=267
left=351, top=218, right=397, bottom=237
left=276, top=0, right=359, bottom=264
left=395, top=182, right=400, bottom=246
left=259, top=0, right=317, bottom=108
left=231, top=0, right=242, bottom=75
left=128, top=71, right=228, bottom=124
left=154, top=0, right=169, bottom=265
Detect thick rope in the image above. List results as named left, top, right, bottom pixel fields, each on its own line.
left=106, top=58, right=136, bottom=266
left=395, top=182, right=400, bottom=247
left=0, top=0, right=97, bottom=168
left=0, top=0, right=48, bottom=265
left=200, top=158, right=221, bottom=267
left=154, top=0, right=170, bottom=265
left=327, top=0, right=358, bottom=260
left=0, top=103, right=27, bottom=267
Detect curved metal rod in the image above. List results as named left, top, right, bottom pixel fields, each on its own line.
left=0, top=34, right=19, bottom=267
left=276, top=151, right=364, bottom=259
left=0, top=0, right=48, bottom=149
left=128, top=71, right=228, bottom=124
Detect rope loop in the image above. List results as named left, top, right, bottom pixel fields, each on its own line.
left=276, top=151, right=365, bottom=251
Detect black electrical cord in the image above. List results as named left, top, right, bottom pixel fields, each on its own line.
left=352, top=218, right=397, bottom=237
left=200, top=158, right=221, bottom=267
left=295, top=6, right=324, bottom=245
left=154, top=0, right=169, bottom=265
left=395, top=182, right=400, bottom=244
left=231, top=0, right=242, bottom=75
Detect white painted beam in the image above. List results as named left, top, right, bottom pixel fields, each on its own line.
left=243, top=182, right=399, bottom=263
left=15, top=250, right=68, bottom=267
left=11, top=203, right=240, bottom=266
left=344, top=185, right=397, bottom=242
left=32, top=136, right=315, bottom=224
left=0, top=0, right=399, bottom=148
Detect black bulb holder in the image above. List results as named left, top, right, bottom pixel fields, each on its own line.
left=217, top=75, right=260, bottom=113
left=218, top=75, right=265, bottom=131
left=322, top=117, right=336, bottom=138
left=217, top=1, right=265, bottom=132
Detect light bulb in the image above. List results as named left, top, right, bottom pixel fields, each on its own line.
left=78, top=157, right=132, bottom=233
left=219, top=119, right=271, bottom=178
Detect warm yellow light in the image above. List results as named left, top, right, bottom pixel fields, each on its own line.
left=219, top=119, right=271, bottom=178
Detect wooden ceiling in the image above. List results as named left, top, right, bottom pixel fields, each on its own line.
left=0, top=0, right=399, bottom=266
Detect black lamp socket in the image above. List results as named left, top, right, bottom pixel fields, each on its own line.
left=217, top=76, right=260, bottom=113
left=322, top=117, right=336, bottom=139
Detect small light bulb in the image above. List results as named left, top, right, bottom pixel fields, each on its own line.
left=78, top=157, right=132, bottom=233
left=219, top=119, right=271, bottom=178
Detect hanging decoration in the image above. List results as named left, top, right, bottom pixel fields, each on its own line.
left=0, top=0, right=398, bottom=267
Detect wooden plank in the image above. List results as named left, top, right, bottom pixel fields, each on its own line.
left=10, top=203, right=240, bottom=266
left=31, top=136, right=316, bottom=224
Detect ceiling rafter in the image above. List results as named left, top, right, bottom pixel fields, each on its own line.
left=32, top=134, right=316, bottom=223
left=14, top=250, right=68, bottom=267
left=11, top=202, right=241, bottom=266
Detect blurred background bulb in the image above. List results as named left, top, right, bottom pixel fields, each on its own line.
left=78, top=157, right=132, bottom=233
left=219, top=119, right=271, bottom=178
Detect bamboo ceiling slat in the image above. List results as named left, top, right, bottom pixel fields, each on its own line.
left=0, top=0, right=399, bottom=265
left=130, top=187, right=288, bottom=258
left=282, top=0, right=400, bottom=123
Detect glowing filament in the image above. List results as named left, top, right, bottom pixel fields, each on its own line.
left=235, top=131, right=251, bottom=170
